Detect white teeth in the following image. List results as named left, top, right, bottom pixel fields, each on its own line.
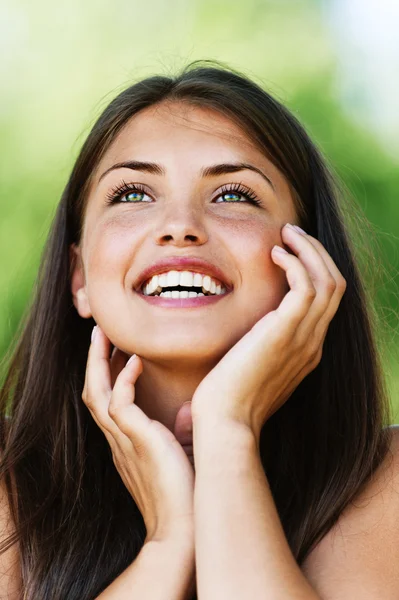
left=202, top=275, right=212, bottom=292
left=142, top=270, right=228, bottom=296
left=167, top=271, right=180, bottom=287
left=179, top=271, right=193, bottom=287
left=159, top=273, right=168, bottom=287
left=146, top=274, right=159, bottom=295
left=193, top=273, right=203, bottom=287
left=159, top=291, right=206, bottom=298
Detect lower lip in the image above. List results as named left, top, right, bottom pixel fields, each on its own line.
left=134, top=290, right=232, bottom=308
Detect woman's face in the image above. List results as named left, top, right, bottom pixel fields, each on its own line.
left=71, top=102, right=298, bottom=366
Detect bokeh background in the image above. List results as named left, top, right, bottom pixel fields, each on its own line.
left=1, top=0, right=398, bottom=419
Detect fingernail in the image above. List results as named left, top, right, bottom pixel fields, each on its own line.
left=91, top=325, right=97, bottom=343
left=287, top=223, right=307, bottom=235
left=126, top=354, right=137, bottom=366
left=273, top=245, right=288, bottom=254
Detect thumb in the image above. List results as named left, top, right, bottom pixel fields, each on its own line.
left=173, top=401, right=193, bottom=447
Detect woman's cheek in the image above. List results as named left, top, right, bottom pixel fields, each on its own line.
left=83, top=228, right=135, bottom=320
left=87, top=220, right=138, bottom=275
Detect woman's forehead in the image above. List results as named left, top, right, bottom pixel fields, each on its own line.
left=92, top=103, right=280, bottom=188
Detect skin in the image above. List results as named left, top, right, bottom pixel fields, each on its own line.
left=71, top=101, right=297, bottom=441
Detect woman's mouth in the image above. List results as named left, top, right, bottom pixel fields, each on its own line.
left=135, top=269, right=232, bottom=308
left=141, top=270, right=228, bottom=297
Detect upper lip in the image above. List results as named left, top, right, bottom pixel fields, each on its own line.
left=134, top=256, right=233, bottom=292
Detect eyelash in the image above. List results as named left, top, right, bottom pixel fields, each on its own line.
left=104, top=179, right=263, bottom=207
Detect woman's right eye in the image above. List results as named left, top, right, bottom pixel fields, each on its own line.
left=105, top=182, right=152, bottom=205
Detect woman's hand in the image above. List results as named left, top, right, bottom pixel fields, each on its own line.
left=82, top=326, right=195, bottom=544
left=191, top=223, right=347, bottom=442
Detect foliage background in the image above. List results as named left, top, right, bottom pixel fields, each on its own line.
left=1, top=0, right=398, bottom=419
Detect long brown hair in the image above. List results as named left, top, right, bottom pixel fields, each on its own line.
left=0, top=59, right=392, bottom=599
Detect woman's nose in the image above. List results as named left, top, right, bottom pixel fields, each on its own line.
left=154, top=206, right=208, bottom=247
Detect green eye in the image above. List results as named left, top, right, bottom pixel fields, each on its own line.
left=214, top=183, right=262, bottom=206
left=123, top=191, right=146, bottom=202
left=105, top=182, right=152, bottom=204
left=217, top=193, right=242, bottom=202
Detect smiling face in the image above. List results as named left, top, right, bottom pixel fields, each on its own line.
left=70, top=101, right=298, bottom=366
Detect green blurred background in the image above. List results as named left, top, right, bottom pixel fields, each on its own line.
left=1, top=0, right=398, bottom=420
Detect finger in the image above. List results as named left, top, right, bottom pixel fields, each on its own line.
left=269, top=246, right=317, bottom=332
left=173, top=402, right=194, bottom=464
left=86, top=325, right=112, bottom=406
left=302, top=233, right=347, bottom=294
left=84, top=326, right=131, bottom=443
left=173, top=402, right=193, bottom=447
left=108, top=357, right=182, bottom=460
left=108, top=354, right=153, bottom=442
left=110, top=346, right=130, bottom=387
left=303, top=234, right=347, bottom=325
left=83, top=381, right=119, bottom=455
left=281, top=225, right=338, bottom=323
left=287, top=226, right=347, bottom=304
left=82, top=325, right=97, bottom=402
left=285, top=227, right=347, bottom=338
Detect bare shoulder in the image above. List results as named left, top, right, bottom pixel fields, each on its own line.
left=302, top=425, right=399, bottom=599
left=0, top=475, right=22, bottom=599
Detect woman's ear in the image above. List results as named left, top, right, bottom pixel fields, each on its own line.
left=70, top=243, right=92, bottom=318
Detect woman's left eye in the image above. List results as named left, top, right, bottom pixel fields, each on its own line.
left=105, top=181, right=262, bottom=207
left=215, top=183, right=262, bottom=206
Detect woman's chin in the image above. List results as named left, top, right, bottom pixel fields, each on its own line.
left=128, top=339, right=230, bottom=365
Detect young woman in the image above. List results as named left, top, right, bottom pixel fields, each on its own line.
left=0, top=60, right=398, bottom=600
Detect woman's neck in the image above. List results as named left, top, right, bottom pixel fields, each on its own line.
left=133, top=358, right=211, bottom=433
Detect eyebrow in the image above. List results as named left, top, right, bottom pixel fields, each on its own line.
left=98, top=160, right=275, bottom=191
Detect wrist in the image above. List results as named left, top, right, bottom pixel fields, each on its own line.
left=193, top=414, right=259, bottom=464
left=192, top=397, right=262, bottom=442
left=193, top=408, right=257, bottom=439
left=145, top=521, right=194, bottom=549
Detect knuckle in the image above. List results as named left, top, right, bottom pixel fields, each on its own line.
left=133, top=439, right=149, bottom=461
left=107, top=401, right=120, bottom=419
left=309, top=345, right=323, bottom=367
left=111, top=448, right=126, bottom=470
left=149, top=420, right=177, bottom=445
left=108, top=405, right=135, bottom=436
left=148, top=419, right=165, bottom=434
left=82, top=391, right=94, bottom=409
left=315, top=348, right=323, bottom=364
left=337, top=277, right=347, bottom=294
left=108, top=406, right=130, bottom=433
left=111, top=450, right=119, bottom=468
left=307, top=338, right=320, bottom=361
left=324, top=276, right=337, bottom=294
left=310, top=354, right=322, bottom=369
left=303, top=285, right=317, bottom=302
